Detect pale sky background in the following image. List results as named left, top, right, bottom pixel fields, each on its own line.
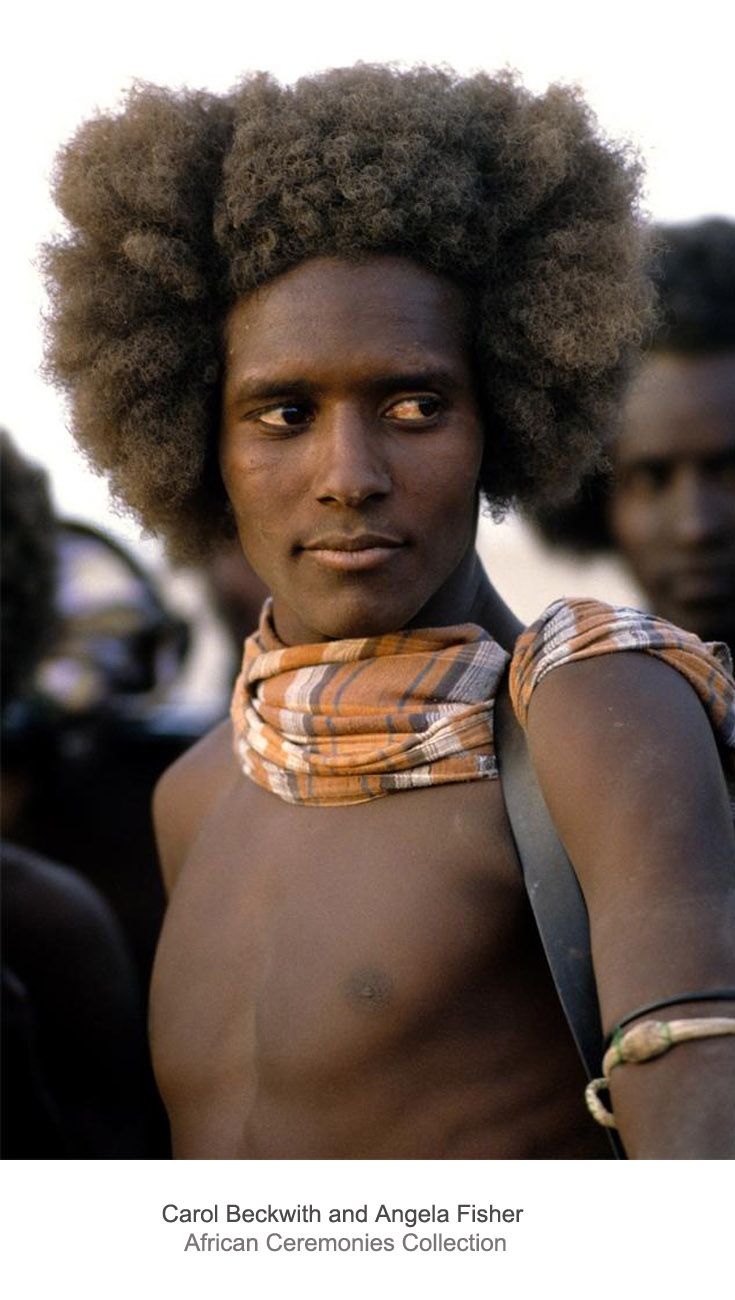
left=2, top=0, right=734, bottom=692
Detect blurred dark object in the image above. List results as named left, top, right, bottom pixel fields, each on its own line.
left=530, top=218, right=735, bottom=647
left=2, top=843, right=149, bottom=1157
left=11, top=701, right=219, bottom=982
left=0, top=430, right=58, bottom=705
left=1, top=429, right=60, bottom=842
left=6, top=513, right=208, bottom=983
left=1, top=433, right=169, bottom=1156
left=38, top=519, right=190, bottom=715
left=6, top=694, right=218, bottom=1160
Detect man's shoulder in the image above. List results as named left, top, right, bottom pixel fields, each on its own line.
left=522, top=646, right=734, bottom=905
left=510, top=594, right=735, bottom=742
left=153, top=718, right=239, bottom=893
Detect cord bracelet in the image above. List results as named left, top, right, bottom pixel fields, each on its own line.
left=586, top=1016, right=735, bottom=1128
left=603, top=989, right=735, bottom=1052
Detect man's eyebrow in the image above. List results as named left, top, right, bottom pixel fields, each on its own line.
left=227, top=378, right=311, bottom=404
left=227, top=368, right=462, bottom=404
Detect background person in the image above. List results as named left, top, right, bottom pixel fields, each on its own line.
left=1, top=431, right=151, bottom=1157
left=533, top=217, right=735, bottom=648
left=6, top=512, right=219, bottom=1156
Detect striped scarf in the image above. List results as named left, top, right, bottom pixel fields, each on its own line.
left=231, top=596, right=735, bottom=808
left=231, top=599, right=508, bottom=805
left=510, top=597, right=735, bottom=742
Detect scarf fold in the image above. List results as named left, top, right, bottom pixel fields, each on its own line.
left=231, top=600, right=509, bottom=805
left=510, top=597, right=735, bottom=742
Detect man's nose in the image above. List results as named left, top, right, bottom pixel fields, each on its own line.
left=313, top=407, right=391, bottom=507
left=671, top=468, right=727, bottom=546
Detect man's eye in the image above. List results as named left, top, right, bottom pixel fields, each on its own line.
left=258, top=403, right=312, bottom=429
left=384, top=395, right=441, bottom=424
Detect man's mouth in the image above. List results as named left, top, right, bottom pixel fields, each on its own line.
left=300, top=533, right=405, bottom=572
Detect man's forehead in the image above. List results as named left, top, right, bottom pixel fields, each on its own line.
left=224, top=255, right=471, bottom=363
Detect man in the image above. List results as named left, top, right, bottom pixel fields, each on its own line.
left=534, top=218, right=735, bottom=648
left=43, top=66, right=735, bottom=1159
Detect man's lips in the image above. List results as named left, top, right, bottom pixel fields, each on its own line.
left=299, top=533, right=405, bottom=572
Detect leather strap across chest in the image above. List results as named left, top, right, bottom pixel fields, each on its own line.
left=494, top=676, right=625, bottom=1159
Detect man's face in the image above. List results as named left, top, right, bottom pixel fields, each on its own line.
left=219, top=256, right=485, bottom=644
left=609, top=350, right=735, bottom=643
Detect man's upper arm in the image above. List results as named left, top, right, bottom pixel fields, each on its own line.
left=525, top=652, right=735, bottom=1157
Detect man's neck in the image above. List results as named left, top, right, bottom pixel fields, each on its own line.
left=406, top=548, right=523, bottom=654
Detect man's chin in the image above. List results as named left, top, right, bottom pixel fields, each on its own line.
left=274, top=591, right=424, bottom=644
left=315, top=605, right=418, bottom=641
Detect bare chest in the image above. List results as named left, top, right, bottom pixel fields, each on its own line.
left=152, top=781, right=522, bottom=1066
left=149, top=774, right=607, bottom=1159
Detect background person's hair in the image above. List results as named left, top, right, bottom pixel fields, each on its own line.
left=43, top=64, right=649, bottom=560
left=0, top=431, right=58, bottom=708
left=530, top=216, right=735, bottom=554
left=650, top=216, right=735, bottom=353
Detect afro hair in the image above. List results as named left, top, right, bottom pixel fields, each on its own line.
left=43, top=64, right=650, bottom=560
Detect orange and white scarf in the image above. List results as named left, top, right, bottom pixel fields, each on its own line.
left=230, top=599, right=508, bottom=805
left=231, top=597, right=735, bottom=807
